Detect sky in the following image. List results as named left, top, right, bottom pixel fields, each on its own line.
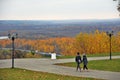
left=0, top=0, right=119, bottom=20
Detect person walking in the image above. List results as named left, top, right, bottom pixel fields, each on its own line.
left=82, top=53, right=88, bottom=70
left=75, top=52, right=82, bottom=71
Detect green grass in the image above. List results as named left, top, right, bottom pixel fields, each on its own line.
left=57, top=52, right=120, bottom=59
left=87, top=52, right=120, bottom=57
left=57, top=56, right=74, bottom=59
left=0, top=68, right=101, bottom=80
left=56, top=59, right=120, bottom=72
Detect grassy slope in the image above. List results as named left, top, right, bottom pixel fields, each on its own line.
left=56, top=59, right=120, bottom=72
left=57, top=52, right=120, bottom=59
left=0, top=68, right=101, bottom=80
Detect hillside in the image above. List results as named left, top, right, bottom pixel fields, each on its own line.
left=0, top=19, right=120, bottom=39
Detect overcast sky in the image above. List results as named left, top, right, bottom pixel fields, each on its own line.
left=0, top=0, right=119, bottom=20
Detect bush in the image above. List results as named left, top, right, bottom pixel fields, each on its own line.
left=0, top=50, right=41, bottom=59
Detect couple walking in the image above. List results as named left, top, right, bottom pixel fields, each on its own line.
left=75, top=52, right=88, bottom=72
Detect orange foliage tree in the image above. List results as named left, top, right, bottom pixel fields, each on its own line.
left=1, top=30, right=120, bottom=56
left=75, top=30, right=109, bottom=54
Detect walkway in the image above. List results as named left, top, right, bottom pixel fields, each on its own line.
left=0, top=56, right=120, bottom=80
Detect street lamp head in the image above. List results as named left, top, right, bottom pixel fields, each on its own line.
left=12, top=33, right=18, bottom=38
left=16, top=33, right=18, bottom=38
left=111, top=31, right=114, bottom=34
left=8, top=33, right=18, bottom=39
left=106, top=31, right=114, bottom=37
left=8, top=33, right=11, bottom=39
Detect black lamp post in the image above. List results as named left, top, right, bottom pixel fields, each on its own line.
left=106, top=31, right=114, bottom=60
left=8, top=33, right=18, bottom=68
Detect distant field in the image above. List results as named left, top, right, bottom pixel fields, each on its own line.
left=0, top=68, right=101, bottom=80
left=0, top=19, right=120, bottom=38
left=56, top=59, right=120, bottom=72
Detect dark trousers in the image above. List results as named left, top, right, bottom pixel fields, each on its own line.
left=83, top=65, right=88, bottom=70
left=76, top=62, right=81, bottom=71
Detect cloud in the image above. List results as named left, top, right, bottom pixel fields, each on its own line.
left=0, top=0, right=118, bottom=20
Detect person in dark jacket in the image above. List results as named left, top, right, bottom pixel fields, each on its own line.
left=75, top=52, right=82, bottom=71
left=82, top=53, right=88, bottom=70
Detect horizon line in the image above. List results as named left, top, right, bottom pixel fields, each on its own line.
left=0, top=18, right=120, bottom=21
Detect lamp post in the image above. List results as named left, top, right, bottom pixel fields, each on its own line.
left=106, top=31, right=114, bottom=60
left=8, top=33, right=18, bottom=68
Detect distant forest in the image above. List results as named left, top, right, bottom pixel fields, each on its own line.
left=1, top=30, right=120, bottom=57
left=0, top=19, right=120, bottom=39
left=0, top=19, right=120, bottom=58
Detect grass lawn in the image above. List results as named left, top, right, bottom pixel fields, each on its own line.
left=56, top=59, right=120, bottom=72
left=87, top=52, right=120, bottom=57
left=57, top=52, right=120, bottom=59
left=0, top=68, right=101, bottom=80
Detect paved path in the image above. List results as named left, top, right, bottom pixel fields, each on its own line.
left=0, top=56, right=120, bottom=80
